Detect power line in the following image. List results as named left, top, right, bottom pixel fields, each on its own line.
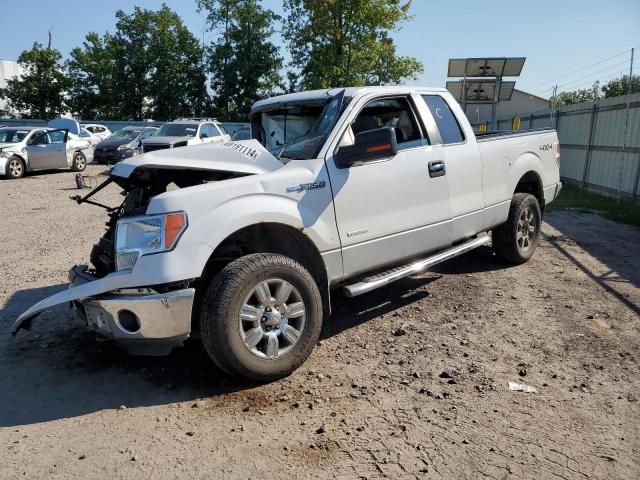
left=548, top=70, right=630, bottom=98
left=535, top=59, right=631, bottom=95
left=522, top=48, right=632, bottom=91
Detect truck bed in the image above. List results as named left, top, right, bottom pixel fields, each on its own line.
left=475, top=127, right=554, bottom=142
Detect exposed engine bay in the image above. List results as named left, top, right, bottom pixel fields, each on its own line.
left=85, top=167, right=248, bottom=278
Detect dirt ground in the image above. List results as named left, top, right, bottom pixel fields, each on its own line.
left=1, top=166, right=638, bottom=480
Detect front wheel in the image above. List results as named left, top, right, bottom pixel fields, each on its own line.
left=200, top=253, right=323, bottom=382
left=492, top=193, right=542, bottom=264
left=5, top=156, right=25, bottom=179
left=71, top=152, right=87, bottom=172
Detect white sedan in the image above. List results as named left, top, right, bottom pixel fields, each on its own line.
left=82, top=123, right=112, bottom=140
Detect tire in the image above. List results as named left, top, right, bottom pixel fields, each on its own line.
left=5, top=156, right=25, bottom=179
left=71, top=151, right=87, bottom=172
left=200, top=253, right=323, bottom=382
left=492, top=193, right=542, bottom=264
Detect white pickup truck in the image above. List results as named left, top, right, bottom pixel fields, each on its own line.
left=14, top=86, right=561, bottom=382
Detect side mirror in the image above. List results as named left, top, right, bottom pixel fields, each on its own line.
left=335, top=127, right=398, bottom=168
left=200, top=133, right=209, bottom=139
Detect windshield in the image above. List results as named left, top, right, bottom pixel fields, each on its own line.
left=0, top=129, right=30, bottom=143
left=109, top=128, right=142, bottom=141
left=154, top=123, right=198, bottom=137
left=255, top=90, right=345, bottom=160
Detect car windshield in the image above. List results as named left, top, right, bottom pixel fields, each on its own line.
left=154, top=123, right=198, bottom=137
left=255, top=90, right=346, bottom=160
left=0, top=129, right=30, bottom=143
left=110, top=129, right=141, bottom=140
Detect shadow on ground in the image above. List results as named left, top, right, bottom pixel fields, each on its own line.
left=0, top=245, right=510, bottom=428
left=544, top=211, right=640, bottom=316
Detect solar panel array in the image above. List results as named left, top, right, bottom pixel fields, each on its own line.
left=446, top=57, right=525, bottom=105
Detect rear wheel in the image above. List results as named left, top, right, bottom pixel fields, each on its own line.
left=200, top=253, right=323, bottom=382
left=71, top=152, right=86, bottom=172
left=492, top=193, right=541, bottom=264
left=6, top=156, right=25, bottom=179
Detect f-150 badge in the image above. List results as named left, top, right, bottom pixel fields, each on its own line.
left=287, top=181, right=326, bottom=193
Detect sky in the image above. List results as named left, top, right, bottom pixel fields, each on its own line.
left=1, top=0, right=638, bottom=99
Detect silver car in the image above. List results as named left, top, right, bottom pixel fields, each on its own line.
left=0, top=127, right=89, bottom=179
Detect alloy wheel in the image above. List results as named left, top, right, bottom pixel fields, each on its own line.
left=238, top=278, right=306, bottom=359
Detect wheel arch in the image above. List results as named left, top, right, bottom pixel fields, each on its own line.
left=514, top=170, right=544, bottom=211
left=195, top=222, right=331, bottom=328
left=4, top=153, right=27, bottom=175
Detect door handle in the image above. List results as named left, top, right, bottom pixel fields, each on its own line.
left=428, top=160, right=446, bottom=178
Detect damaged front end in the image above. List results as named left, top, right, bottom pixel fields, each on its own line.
left=12, top=140, right=283, bottom=355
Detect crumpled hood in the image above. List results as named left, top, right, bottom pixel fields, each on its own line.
left=142, top=135, right=193, bottom=145
left=111, top=139, right=283, bottom=179
left=0, top=143, right=21, bottom=152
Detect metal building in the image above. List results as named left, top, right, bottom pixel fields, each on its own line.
left=0, top=60, right=23, bottom=115
left=462, top=89, right=550, bottom=126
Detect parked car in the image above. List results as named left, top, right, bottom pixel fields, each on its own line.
left=142, top=118, right=231, bottom=153
left=14, top=86, right=562, bottom=382
left=0, top=126, right=88, bottom=179
left=78, top=128, right=102, bottom=148
left=81, top=123, right=112, bottom=141
left=94, top=126, right=158, bottom=164
left=232, top=126, right=251, bottom=141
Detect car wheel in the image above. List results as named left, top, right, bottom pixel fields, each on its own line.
left=200, top=253, right=323, bottom=382
left=71, top=152, right=87, bottom=172
left=5, top=156, right=25, bottom=179
left=492, top=193, right=542, bottom=264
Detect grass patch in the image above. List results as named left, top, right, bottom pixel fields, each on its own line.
left=547, top=183, right=640, bottom=229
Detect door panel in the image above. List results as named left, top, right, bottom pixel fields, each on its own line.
left=327, top=146, right=451, bottom=277
left=25, top=131, right=51, bottom=169
left=420, top=95, right=485, bottom=239
left=47, top=130, right=69, bottom=168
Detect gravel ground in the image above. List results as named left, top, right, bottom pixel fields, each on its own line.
left=1, top=166, right=639, bottom=479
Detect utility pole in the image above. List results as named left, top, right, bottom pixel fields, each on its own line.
left=550, top=85, right=558, bottom=126
left=619, top=47, right=634, bottom=202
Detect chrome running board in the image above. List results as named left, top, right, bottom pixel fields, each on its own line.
left=343, top=235, right=491, bottom=298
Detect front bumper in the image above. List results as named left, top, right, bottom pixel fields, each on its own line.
left=69, top=267, right=195, bottom=355
left=78, top=288, right=194, bottom=356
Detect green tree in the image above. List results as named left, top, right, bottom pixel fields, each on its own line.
left=67, top=33, right=120, bottom=119
left=0, top=42, right=68, bottom=119
left=283, top=0, right=423, bottom=89
left=555, top=82, right=601, bottom=106
left=198, top=0, right=283, bottom=120
left=602, top=74, right=640, bottom=98
left=66, top=4, right=208, bottom=120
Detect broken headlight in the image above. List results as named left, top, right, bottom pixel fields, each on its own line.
left=115, top=212, right=188, bottom=271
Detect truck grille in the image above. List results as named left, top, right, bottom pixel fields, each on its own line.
left=143, top=144, right=171, bottom=153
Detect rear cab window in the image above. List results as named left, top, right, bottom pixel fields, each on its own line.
left=421, top=95, right=465, bottom=145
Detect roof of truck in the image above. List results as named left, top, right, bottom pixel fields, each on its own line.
left=251, top=86, right=448, bottom=113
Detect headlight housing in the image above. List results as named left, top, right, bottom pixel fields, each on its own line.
left=117, top=145, right=141, bottom=159
left=115, top=212, right=188, bottom=271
